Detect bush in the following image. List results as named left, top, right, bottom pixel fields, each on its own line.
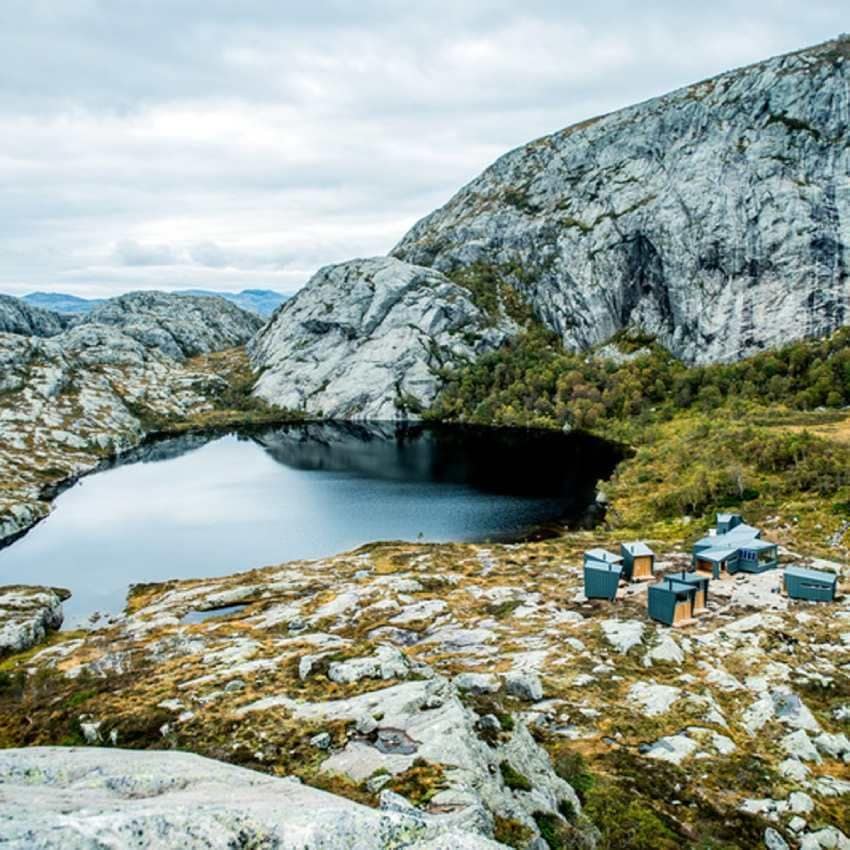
left=500, top=760, right=533, bottom=792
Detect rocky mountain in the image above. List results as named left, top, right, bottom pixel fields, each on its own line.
left=252, top=37, right=850, bottom=420
left=21, top=291, right=105, bottom=314
left=0, top=294, right=68, bottom=337
left=19, top=288, right=289, bottom=317
left=74, top=291, right=263, bottom=360
left=394, top=37, right=850, bottom=364
left=249, top=257, right=515, bottom=419
left=0, top=291, right=262, bottom=547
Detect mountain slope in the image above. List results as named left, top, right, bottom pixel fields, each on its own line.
left=20, top=289, right=289, bottom=318
left=0, top=294, right=68, bottom=337
left=249, top=258, right=515, bottom=419
left=393, top=36, right=850, bottom=364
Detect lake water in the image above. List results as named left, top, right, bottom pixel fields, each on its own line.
left=0, top=422, right=621, bottom=626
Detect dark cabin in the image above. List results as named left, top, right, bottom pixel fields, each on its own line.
left=583, top=561, right=623, bottom=601
left=783, top=566, right=838, bottom=602
left=648, top=577, right=697, bottom=626
left=673, top=570, right=710, bottom=612
left=620, top=541, right=655, bottom=581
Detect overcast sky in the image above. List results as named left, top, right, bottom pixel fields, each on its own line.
left=0, top=2, right=845, bottom=298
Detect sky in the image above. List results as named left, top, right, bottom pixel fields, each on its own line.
left=0, top=2, right=845, bottom=298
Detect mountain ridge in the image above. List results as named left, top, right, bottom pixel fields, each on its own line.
left=251, top=35, right=850, bottom=420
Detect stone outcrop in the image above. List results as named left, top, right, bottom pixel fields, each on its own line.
left=74, top=291, right=263, bottom=360
left=249, top=257, right=514, bottom=419
left=0, top=585, right=68, bottom=654
left=0, top=747, right=505, bottom=849
left=0, top=294, right=68, bottom=337
left=392, top=37, right=850, bottom=364
left=0, top=290, right=261, bottom=547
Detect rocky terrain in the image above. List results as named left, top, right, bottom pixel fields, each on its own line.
left=250, top=37, right=850, bottom=420
left=1, top=533, right=847, bottom=848
left=0, top=748, right=502, bottom=849
left=394, top=37, right=850, bottom=365
left=0, top=585, right=67, bottom=654
left=0, top=293, right=264, bottom=547
left=250, top=257, right=515, bottom=419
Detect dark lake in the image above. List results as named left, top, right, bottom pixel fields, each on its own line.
left=0, top=422, right=621, bottom=627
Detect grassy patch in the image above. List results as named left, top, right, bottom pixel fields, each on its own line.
left=501, top=759, right=533, bottom=792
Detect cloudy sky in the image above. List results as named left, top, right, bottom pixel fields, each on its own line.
left=0, top=2, right=845, bottom=298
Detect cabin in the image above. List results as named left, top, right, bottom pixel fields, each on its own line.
left=783, top=566, right=838, bottom=602
left=648, top=577, right=697, bottom=626
left=583, top=560, right=623, bottom=601
left=692, top=514, right=778, bottom=577
left=716, top=513, right=743, bottom=535
left=620, top=541, right=655, bottom=581
left=672, top=570, right=710, bottom=612
left=583, top=549, right=623, bottom=570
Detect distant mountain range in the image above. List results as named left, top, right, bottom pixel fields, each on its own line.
left=19, top=289, right=289, bottom=318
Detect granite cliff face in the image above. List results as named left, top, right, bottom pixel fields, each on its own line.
left=252, top=38, right=850, bottom=418
left=250, top=257, right=514, bottom=419
left=393, top=38, right=850, bottom=364
left=0, top=294, right=68, bottom=337
left=74, top=291, right=263, bottom=360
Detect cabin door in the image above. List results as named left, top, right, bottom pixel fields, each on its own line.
left=633, top=556, right=652, bottom=579
left=672, top=599, right=692, bottom=625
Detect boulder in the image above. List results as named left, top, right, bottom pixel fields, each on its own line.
left=249, top=257, right=515, bottom=419
left=0, top=585, right=68, bottom=654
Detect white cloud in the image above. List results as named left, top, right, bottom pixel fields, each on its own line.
left=0, top=2, right=844, bottom=297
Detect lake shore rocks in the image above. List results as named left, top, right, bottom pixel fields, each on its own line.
left=0, top=585, right=68, bottom=654
left=1, top=535, right=846, bottom=848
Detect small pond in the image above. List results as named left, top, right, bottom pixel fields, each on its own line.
left=0, top=422, right=622, bottom=626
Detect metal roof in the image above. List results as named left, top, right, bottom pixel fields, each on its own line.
left=622, top=541, right=654, bottom=556
left=696, top=547, right=738, bottom=562
left=722, top=523, right=761, bottom=539
left=737, top=539, right=776, bottom=552
left=717, top=513, right=742, bottom=522
left=784, top=566, right=837, bottom=585
left=585, top=548, right=623, bottom=564
left=584, top=561, right=623, bottom=574
left=651, top=579, right=693, bottom=596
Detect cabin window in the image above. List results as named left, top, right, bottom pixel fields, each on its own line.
left=758, top=549, right=775, bottom=566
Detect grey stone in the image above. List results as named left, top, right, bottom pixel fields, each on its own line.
left=311, top=732, right=332, bottom=750
left=454, top=672, right=502, bottom=695
left=249, top=257, right=515, bottom=419
left=504, top=671, right=544, bottom=702
left=393, top=37, right=850, bottom=367
left=0, top=585, right=67, bottom=654
left=0, top=746, right=506, bottom=849
left=764, top=827, right=790, bottom=850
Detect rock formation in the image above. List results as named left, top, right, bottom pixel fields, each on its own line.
left=0, top=585, right=68, bottom=654
left=74, top=291, right=263, bottom=360
left=393, top=38, right=850, bottom=364
left=252, top=37, right=850, bottom=420
left=0, top=294, right=68, bottom=337
left=0, top=747, right=504, bottom=849
left=250, top=257, right=514, bottom=419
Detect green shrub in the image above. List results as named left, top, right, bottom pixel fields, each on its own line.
left=500, top=760, right=533, bottom=792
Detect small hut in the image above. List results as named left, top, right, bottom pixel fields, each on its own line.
left=673, top=570, right=710, bottom=612
left=583, top=561, right=623, bottom=601
left=648, top=577, right=697, bottom=626
left=584, top=548, right=623, bottom=570
left=716, top=513, right=743, bottom=535
left=783, top=566, right=837, bottom=602
left=620, top=541, right=655, bottom=581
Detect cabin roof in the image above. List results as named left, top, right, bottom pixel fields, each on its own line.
left=622, top=541, right=654, bottom=556
left=697, top=547, right=738, bottom=562
left=585, top=548, right=623, bottom=564
left=722, top=523, right=761, bottom=539
left=737, top=538, right=777, bottom=552
left=784, top=566, right=837, bottom=584
left=584, top=560, right=623, bottom=575
left=650, top=579, right=693, bottom=597
left=717, top=512, right=742, bottom=522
